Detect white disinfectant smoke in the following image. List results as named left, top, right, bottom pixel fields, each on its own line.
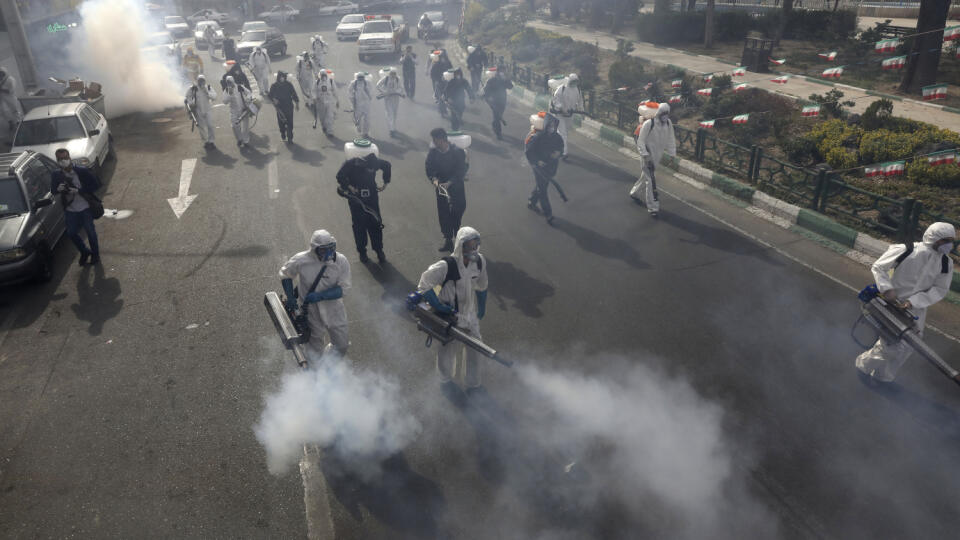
left=516, top=360, right=778, bottom=538
left=69, top=0, right=183, bottom=117
left=254, top=357, right=422, bottom=476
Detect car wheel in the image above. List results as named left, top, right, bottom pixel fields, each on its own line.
left=107, top=135, right=116, bottom=160
left=33, top=244, right=53, bottom=283
left=281, top=43, right=287, bottom=55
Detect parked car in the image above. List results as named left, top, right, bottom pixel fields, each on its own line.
left=258, top=5, right=300, bottom=23
left=418, top=10, right=445, bottom=38
left=163, top=15, right=191, bottom=38
left=193, top=21, right=224, bottom=50
left=358, top=17, right=402, bottom=59
left=359, top=0, right=397, bottom=10
left=236, top=27, right=288, bottom=59
left=141, top=31, right=182, bottom=63
left=0, top=151, right=68, bottom=284
left=336, top=13, right=366, bottom=41
left=318, top=0, right=358, bottom=16
left=389, top=14, right=408, bottom=41
left=11, top=102, right=113, bottom=175
left=241, top=20, right=269, bottom=33
left=186, top=8, right=231, bottom=27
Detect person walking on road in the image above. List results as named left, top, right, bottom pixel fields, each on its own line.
left=401, top=46, right=417, bottom=99
left=550, top=73, right=585, bottom=160
left=416, top=226, right=489, bottom=394
left=481, top=67, right=512, bottom=141
left=630, top=102, right=676, bottom=217
left=280, top=230, right=352, bottom=359
left=296, top=51, right=318, bottom=117
left=425, top=128, right=468, bottom=252
left=268, top=71, right=299, bottom=142
left=525, top=112, right=565, bottom=225
left=336, top=150, right=391, bottom=264
left=222, top=75, right=254, bottom=149
left=443, top=68, right=474, bottom=132
left=248, top=46, right=272, bottom=97
left=310, top=35, right=329, bottom=67
left=377, top=67, right=405, bottom=137
left=430, top=50, right=452, bottom=117
left=51, top=149, right=101, bottom=266
left=314, top=70, right=339, bottom=135
left=466, top=44, right=486, bottom=95
left=222, top=32, right=237, bottom=62
left=348, top=72, right=372, bottom=139
left=185, top=74, right=217, bottom=149
left=220, top=60, right=251, bottom=92
left=856, top=222, right=956, bottom=383
left=183, top=47, right=204, bottom=82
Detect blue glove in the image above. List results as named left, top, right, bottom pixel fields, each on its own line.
left=318, top=286, right=343, bottom=301
left=423, top=289, right=455, bottom=314
left=281, top=278, right=297, bottom=311
left=304, top=292, right=324, bottom=304
left=476, top=290, right=487, bottom=320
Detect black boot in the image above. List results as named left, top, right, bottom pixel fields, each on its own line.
left=438, top=238, right=453, bottom=252
left=359, top=251, right=369, bottom=263
left=376, top=250, right=387, bottom=263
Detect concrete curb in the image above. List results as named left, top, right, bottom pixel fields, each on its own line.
left=503, top=81, right=960, bottom=292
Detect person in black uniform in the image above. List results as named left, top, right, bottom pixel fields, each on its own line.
left=268, top=71, right=299, bottom=142
left=430, top=50, right=452, bottom=117
left=425, top=128, right=468, bottom=252
left=222, top=33, right=237, bottom=62
left=220, top=61, right=251, bottom=91
left=466, top=45, right=486, bottom=95
left=401, top=46, right=417, bottom=100
left=524, top=112, right=565, bottom=225
left=443, top=68, right=474, bottom=131
left=336, top=151, right=392, bottom=263
left=481, top=68, right=512, bottom=140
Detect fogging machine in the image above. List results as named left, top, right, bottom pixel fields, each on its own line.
left=263, top=291, right=310, bottom=369
left=405, top=292, right=513, bottom=368
left=852, top=284, right=960, bottom=386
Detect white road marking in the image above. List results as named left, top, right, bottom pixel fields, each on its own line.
left=300, top=443, right=335, bottom=540
left=168, top=158, right=198, bottom=219
left=268, top=146, right=279, bottom=199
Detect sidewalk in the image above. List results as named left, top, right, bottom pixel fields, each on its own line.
left=527, top=20, right=960, bottom=131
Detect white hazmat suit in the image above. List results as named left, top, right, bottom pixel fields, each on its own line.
left=185, top=78, right=217, bottom=144
left=313, top=72, right=339, bottom=134
left=376, top=70, right=404, bottom=134
left=417, top=227, right=489, bottom=388
left=0, top=70, right=21, bottom=133
left=296, top=53, right=317, bottom=109
left=310, top=35, right=328, bottom=67
left=630, top=103, right=677, bottom=215
left=856, top=222, right=955, bottom=382
left=279, top=230, right=352, bottom=357
left=550, top=73, right=584, bottom=157
left=222, top=77, right=253, bottom=146
left=348, top=73, right=372, bottom=138
left=249, top=47, right=272, bottom=96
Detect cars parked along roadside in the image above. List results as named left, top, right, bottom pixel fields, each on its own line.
left=11, top=103, right=113, bottom=176
left=236, top=28, right=288, bottom=60
left=336, top=13, right=366, bottom=41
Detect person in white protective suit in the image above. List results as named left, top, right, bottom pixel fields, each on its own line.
left=222, top=75, right=254, bottom=148
left=376, top=67, right=405, bottom=137
left=0, top=67, right=21, bottom=137
left=348, top=72, right=372, bottom=139
left=310, top=35, right=328, bottom=67
left=184, top=73, right=217, bottom=149
left=280, top=230, right=352, bottom=358
left=630, top=102, right=676, bottom=217
left=296, top=51, right=318, bottom=115
left=313, top=70, right=339, bottom=135
left=416, top=226, right=489, bottom=393
left=856, top=222, right=956, bottom=382
left=248, top=46, right=272, bottom=96
left=549, top=73, right=584, bottom=159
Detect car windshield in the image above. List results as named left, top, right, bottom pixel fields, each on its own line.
left=242, top=31, right=266, bottom=42
left=145, top=33, right=172, bottom=46
left=342, top=15, right=364, bottom=23
left=426, top=12, right=443, bottom=20
left=15, top=116, right=86, bottom=146
left=0, top=177, right=27, bottom=217
left=242, top=22, right=267, bottom=31
left=197, top=22, right=219, bottom=31
left=363, top=21, right=392, bottom=33
left=165, top=16, right=185, bottom=24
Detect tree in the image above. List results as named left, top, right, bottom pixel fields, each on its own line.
left=899, top=0, right=951, bottom=94
left=654, top=0, right=671, bottom=16
left=704, top=0, right=715, bottom=48
left=775, top=0, right=793, bottom=47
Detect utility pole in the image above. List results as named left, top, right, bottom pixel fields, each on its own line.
left=0, top=0, right=38, bottom=89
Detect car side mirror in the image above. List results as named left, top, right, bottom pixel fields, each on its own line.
left=88, top=129, right=100, bottom=136
left=34, top=197, right=53, bottom=210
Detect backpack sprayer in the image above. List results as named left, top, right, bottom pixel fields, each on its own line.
left=405, top=291, right=512, bottom=368
left=853, top=284, right=960, bottom=386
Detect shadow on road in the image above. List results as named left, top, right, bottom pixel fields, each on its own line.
left=550, top=218, right=650, bottom=270
left=374, top=138, right=410, bottom=159
left=71, top=264, right=124, bottom=336
left=562, top=154, right=637, bottom=184
left=365, top=261, right=417, bottom=316
left=201, top=147, right=238, bottom=169
left=288, top=142, right=325, bottom=166
left=322, top=451, right=446, bottom=539
left=240, top=144, right=272, bottom=170
left=657, top=211, right=785, bottom=267
left=859, top=372, right=960, bottom=444
left=485, top=259, right=553, bottom=318
left=468, top=136, right=510, bottom=159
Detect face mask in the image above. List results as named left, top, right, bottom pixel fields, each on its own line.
left=465, top=250, right=479, bottom=262
left=938, top=243, right=954, bottom=255
left=58, top=159, right=71, bottom=168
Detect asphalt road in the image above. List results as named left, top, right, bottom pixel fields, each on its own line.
left=3, top=12, right=960, bottom=540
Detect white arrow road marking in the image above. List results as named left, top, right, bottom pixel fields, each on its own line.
left=268, top=145, right=278, bottom=199
left=168, top=158, right=198, bottom=219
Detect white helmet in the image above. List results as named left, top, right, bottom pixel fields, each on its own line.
left=567, top=73, right=579, bottom=83
left=310, top=230, right=337, bottom=261
left=467, top=45, right=476, bottom=54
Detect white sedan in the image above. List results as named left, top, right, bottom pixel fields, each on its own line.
left=11, top=103, right=113, bottom=173
left=318, top=0, right=358, bottom=16
left=186, top=8, right=231, bottom=27
left=194, top=21, right=225, bottom=50
left=259, top=5, right=300, bottom=23
left=336, top=13, right=365, bottom=40
left=164, top=15, right=191, bottom=38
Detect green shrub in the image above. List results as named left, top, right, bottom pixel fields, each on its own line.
left=782, top=136, right=819, bottom=166
left=636, top=13, right=703, bottom=44
left=825, top=146, right=859, bottom=169
left=859, top=129, right=916, bottom=164
left=907, top=162, right=960, bottom=189
left=463, top=3, right=489, bottom=30
left=609, top=57, right=645, bottom=89
left=861, top=98, right=893, bottom=131
left=713, top=11, right=756, bottom=42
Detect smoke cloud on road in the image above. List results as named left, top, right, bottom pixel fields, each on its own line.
left=254, top=356, right=422, bottom=476
left=69, top=0, right=183, bottom=117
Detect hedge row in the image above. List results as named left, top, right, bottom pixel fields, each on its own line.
left=635, top=9, right=857, bottom=45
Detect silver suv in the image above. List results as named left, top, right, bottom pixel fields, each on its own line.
left=0, top=151, right=66, bottom=284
